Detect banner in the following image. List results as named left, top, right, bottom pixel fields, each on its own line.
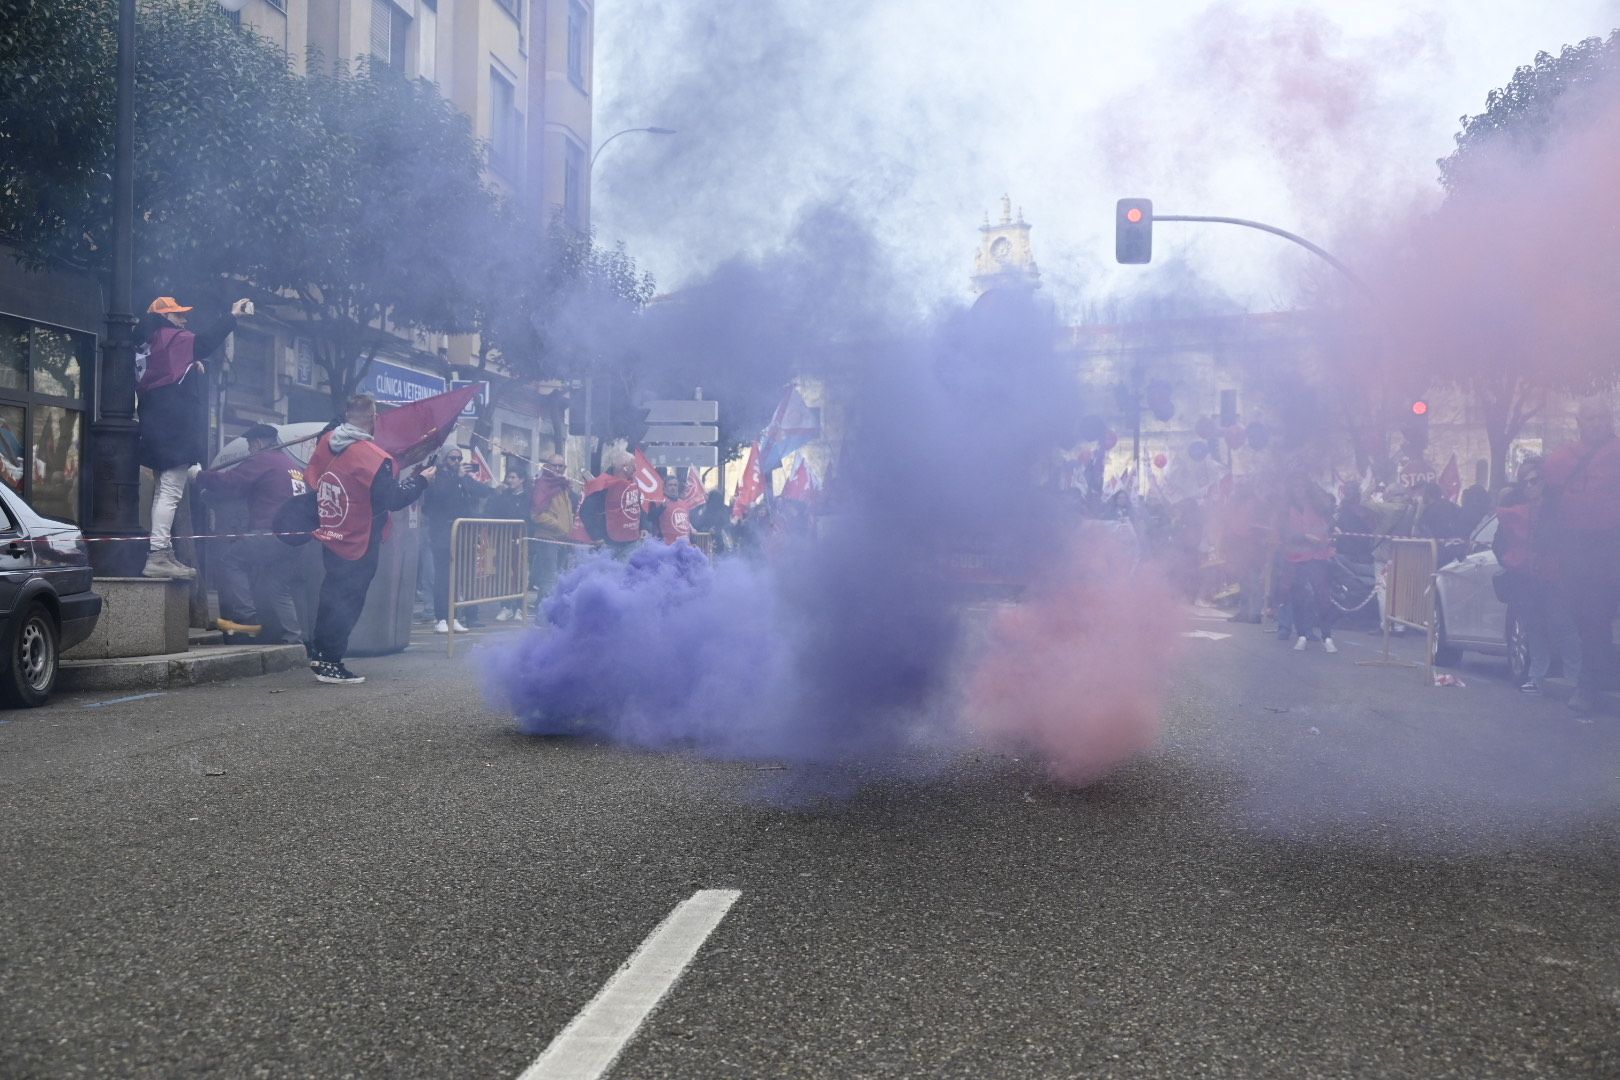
left=759, top=385, right=820, bottom=466
left=781, top=457, right=817, bottom=502
left=374, top=384, right=481, bottom=468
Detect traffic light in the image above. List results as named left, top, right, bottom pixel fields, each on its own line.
left=1116, top=198, right=1153, bottom=264
left=1402, top=399, right=1430, bottom=453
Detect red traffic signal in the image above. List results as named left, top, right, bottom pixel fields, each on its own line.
left=1116, top=198, right=1153, bottom=264
left=1411, top=400, right=1429, bottom=416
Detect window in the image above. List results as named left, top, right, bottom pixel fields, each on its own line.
left=418, top=0, right=437, bottom=84
left=563, top=137, right=586, bottom=227
left=489, top=67, right=521, bottom=179
left=370, top=0, right=409, bottom=73
left=494, top=0, right=521, bottom=25
left=228, top=329, right=276, bottom=403
left=567, top=1, right=589, bottom=91
left=0, top=314, right=90, bottom=521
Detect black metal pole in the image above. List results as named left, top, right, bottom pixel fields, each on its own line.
left=86, top=0, right=143, bottom=575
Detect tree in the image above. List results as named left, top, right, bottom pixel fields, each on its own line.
left=0, top=0, right=330, bottom=295
left=1416, top=31, right=1620, bottom=486
left=287, top=58, right=495, bottom=408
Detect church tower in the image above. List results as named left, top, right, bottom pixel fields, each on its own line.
left=971, top=194, right=1041, bottom=295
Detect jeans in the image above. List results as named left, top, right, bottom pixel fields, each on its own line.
left=1288, top=559, right=1335, bottom=639
left=313, top=541, right=381, bottom=663
left=149, top=466, right=189, bottom=553
left=1516, top=583, right=1582, bottom=684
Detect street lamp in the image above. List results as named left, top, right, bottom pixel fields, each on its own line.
left=88, top=0, right=247, bottom=574
left=590, top=126, right=676, bottom=172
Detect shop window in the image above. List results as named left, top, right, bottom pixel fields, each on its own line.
left=0, top=318, right=26, bottom=393
left=32, top=326, right=84, bottom=399
left=30, top=406, right=80, bottom=524
left=0, top=403, right=24, bottom=496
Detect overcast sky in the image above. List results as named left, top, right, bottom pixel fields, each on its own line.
left=592, top=0, right=1620, bottom=320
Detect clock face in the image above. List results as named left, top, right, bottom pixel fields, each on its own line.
left=990, top=237, right=1012, bottom=262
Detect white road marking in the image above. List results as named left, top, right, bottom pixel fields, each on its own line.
left=82, top=691, right=168, bottom=709
left=518, top=889, right=741, bottom=1080
left=1181, top=630, right=1232, bottom=641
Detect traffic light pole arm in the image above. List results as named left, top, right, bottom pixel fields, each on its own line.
left=1154, top=215, right=1371, bottom=298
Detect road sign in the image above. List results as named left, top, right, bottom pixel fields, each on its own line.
left=644, top=400, right=718, bottom=424
left=645, top=445, right=719, bottom=469
left=643, top=424, right=719, bottom=444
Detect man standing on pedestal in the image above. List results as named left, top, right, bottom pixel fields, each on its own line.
left=136, top=295, right=250, bottom=579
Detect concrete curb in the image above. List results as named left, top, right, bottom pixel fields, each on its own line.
left=60, top=644, right=308, bottom=693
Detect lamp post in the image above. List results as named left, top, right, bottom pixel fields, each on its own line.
left=590, top=126, right=676, bottom=172
left=85, top=0, right=140, bottom=575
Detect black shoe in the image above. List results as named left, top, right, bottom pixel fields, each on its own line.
left=314, top=660, right=365, bottom=685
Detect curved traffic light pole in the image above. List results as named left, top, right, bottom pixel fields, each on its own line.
left=1152, top=214, right=1372, bottom=299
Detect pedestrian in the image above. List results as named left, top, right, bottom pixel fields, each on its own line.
left=137, top=295, right=251, bottom=578
left=529, top=452, right=577, bottom=602
left=1219, top=481, right=1266, bottom=623
left=1544, top=397, right=1620, bottom=714
left=1493, top=458, right=1580, bottom=695
left=486, top=465, right=531, bottom=622
left=1416, top=481, right=1468, bottom=556
left=1460, top=460, right=1492, bottom=536
left=579, top=447, right=641, bottom=556
left=195, top=423, right=307, bottom=645
left=424, top=445, right=492, bottom=633
left=305, top=394, right=433, bottom=684
left=692, top=490, right=734, bottom=555
left=1281, top=475, right=1338, bottom=653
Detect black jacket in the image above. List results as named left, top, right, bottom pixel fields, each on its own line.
left=423, top=470, right=490, bottom=546
left=135, top=312, right=234, bottom=471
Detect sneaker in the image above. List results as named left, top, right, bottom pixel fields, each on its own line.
left=314, top=661, right=364, bottom=685
left=1322, top=637, right=1338, bottom=654
left=496, top=608, right=514, bottom=623
left=1518, top=680, right=1541, bottom=695
left=217, top=617, right=263, bottom=636
left=142, top=550, right=197, bottom=580
left=305, top=642, right=320, bottom=671
left=452, top=619, right=469, bottom=632
left=1293, top=635, right=1308, bottom=651
left=435, top=619, right=450, bottom=633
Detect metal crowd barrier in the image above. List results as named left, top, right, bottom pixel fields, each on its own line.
left=1357, top=537, right=1439, bottom=681
left=447, top=518, right=529, bottom=657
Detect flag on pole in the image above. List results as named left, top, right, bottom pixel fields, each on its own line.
left=631, top=448, right=666, bottom=503
left=781, top=457, right=817, bottom=502
left=732, top=442, right=764, bottom=522
left=759, top=385, right=820, bottom=466
left=374, top=384, right=482, bottom=468
left=468, top=445, right=495, bottom=484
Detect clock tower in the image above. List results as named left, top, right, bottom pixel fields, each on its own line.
left=971, top=194, right=1041, bottom=295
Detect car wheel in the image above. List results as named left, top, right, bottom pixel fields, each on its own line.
left=1433, top=599, right=1463, bottom=668
left=1507, top=612, right=1531, bottom=683
left=2, top=601, right=59, bottom=708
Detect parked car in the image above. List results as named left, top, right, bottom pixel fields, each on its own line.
left=1431, top=514, right=1523, bottom=679
left=0, top=484, right=101, bottom=706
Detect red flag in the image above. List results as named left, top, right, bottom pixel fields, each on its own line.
left=374, top=384, right=481, bottom=468
left=1439, top=453, right=1461, bottom=502
left=782, top=457, right=815, bottom=502
left=660, top=470, right=707, bottom=544
left=732, top=442, right=764, bottom=522
left=469, top=445, right=495, bottom=484
left=631, top=448, right=666, bottom=503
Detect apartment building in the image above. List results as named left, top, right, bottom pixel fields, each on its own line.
left=220, top=0, right=592, bottom=469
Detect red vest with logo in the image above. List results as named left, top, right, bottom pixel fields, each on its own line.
left=305, top=433, right=395, bottom=560
left=605, top=476, right=642, bottom=542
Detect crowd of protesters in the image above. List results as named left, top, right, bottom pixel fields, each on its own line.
left=1051, top=398, right=1618, bottom=713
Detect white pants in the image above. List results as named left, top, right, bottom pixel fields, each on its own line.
left=149, top=466, right=189, bottom=554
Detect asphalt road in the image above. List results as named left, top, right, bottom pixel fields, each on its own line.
left=2, top=613, right=1616, bottom=1078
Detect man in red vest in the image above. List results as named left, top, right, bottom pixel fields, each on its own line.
left=304, top=394, right=434, bottom=685
left=1545, top=397, right=1620, bottom=714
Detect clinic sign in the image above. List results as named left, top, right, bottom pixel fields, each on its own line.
left=365, top=360, right=446, bottom=404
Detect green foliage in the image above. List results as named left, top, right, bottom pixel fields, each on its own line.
left=1440, top=31, right=1620, bottom=191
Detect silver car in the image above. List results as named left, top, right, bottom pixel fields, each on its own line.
left=0, top=484, right=101, bottom=706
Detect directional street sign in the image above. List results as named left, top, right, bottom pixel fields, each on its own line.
left=643, top=425, right=719, bottom=444
left=644, top=400, right=718, bottom=424
left=645, top=445, right=719, bottom=469
left=642, top=399, right=720, bottom=472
